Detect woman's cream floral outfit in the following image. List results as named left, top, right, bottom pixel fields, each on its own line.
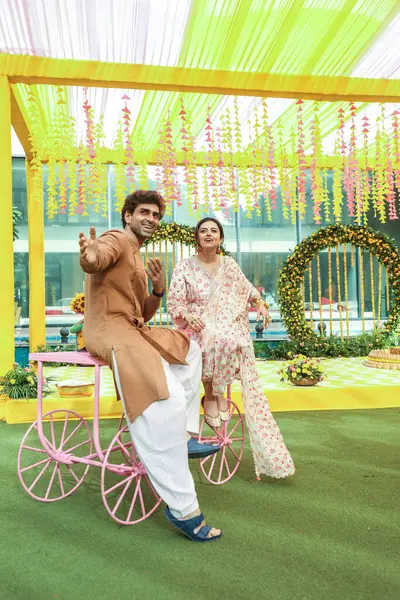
left=169, top=255, right=295, bottom=479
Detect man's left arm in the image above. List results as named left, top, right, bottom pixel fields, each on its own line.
left=143, top=258, right=165, bottom=322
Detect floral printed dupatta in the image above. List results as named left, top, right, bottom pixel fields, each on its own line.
left=195, top=257, right=295, bottom=479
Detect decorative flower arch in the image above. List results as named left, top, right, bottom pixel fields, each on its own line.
left=278, top=225, right=400, bottom=340
left=143, top=221, right=229, bottom=255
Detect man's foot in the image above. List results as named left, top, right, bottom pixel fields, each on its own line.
left=187, top=436, right=220, bottom=459
left=164, top=507, right=222, bottom=542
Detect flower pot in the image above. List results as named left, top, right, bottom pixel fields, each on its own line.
left=292, top=378, right=319, bottom=387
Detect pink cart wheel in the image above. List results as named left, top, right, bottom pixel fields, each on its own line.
left=117, top=414, right=125, bottom=432
left=101, top=426, right=161, bottom=525
left=198, top=400, right=245, bottom=485
left=17, top=409, right=92, bottom=502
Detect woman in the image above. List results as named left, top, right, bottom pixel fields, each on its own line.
left=168, top=217, right=295, bottom=479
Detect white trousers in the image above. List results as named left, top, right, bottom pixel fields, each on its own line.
left=112, top=340, right=202, bottom=519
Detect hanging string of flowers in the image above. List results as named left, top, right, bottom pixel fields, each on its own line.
left=221, top=107, right=237, bottom=212
left=179, top=97, right=190, bottom=207
left=277, top=120, right=289, bottom=222
left=205, top=106, right=219, bottom=214
left=392, top=110, right=400, bottom=192
left=113, top=119, right=127, bottom=213
left=135, top=128, right=150, bottom=190
left=310, top=103, right=323, bottom=224
left=160, top=113, right=177, bottom=216
left=122, top=93, right=135, bottom=191
left=215, top=126, right=227, bottom=214
left=361, top=114, right=370, bottom=225
left=374, top=111, right=386, bottom=223
left=261, top=99, right=272, bottom=219
left=296, top=99, right=307, bottom=220
left=54, top=86, right=68, bottom=215
left=383, top=106, right=397, bottom=221
left=92, top=116, right=108, bottom=217
left=250, top=107, right=262, bottom=216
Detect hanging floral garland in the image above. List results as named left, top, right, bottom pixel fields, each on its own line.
left=278, top=225, right=400, bottom=341
left=143, top=222, right=229, bottom=255
left=23, top=84, right=400, bottom=223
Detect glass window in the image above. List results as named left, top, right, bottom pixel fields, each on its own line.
left=13, top=160, right=395, bottom=345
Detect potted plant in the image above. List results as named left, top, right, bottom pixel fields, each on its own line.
left=0, top=363, right=55, bottom=399
left=69, top=293, right=86, bottom=351
left=278, top=354, right=324, bottom=387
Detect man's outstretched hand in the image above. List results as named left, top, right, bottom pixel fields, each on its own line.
left=79, top=226, right=98, bottom=265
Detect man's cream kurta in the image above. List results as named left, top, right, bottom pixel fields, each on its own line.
left=81, top=228, right=190, bottom=421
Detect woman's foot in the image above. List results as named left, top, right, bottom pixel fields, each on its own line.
left=217, top=396, right=229, bottom=421
left=201, top=395, right=221, bottom=429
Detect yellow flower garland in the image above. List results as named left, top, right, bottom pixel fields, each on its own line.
left=278, top=225, right=400, bottom=341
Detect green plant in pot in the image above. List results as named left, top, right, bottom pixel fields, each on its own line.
left=0, top=363, right=55, bottom=399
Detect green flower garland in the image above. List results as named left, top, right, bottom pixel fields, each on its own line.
left=143, top=221, right=229, bottom=255
left=278, top=224, right=400, bottom=341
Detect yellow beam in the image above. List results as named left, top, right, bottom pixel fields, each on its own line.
left=2, top=54, right=400, bottom=102
left=10, top=86, right=33, bottom=160
left=26, top=161, right=46, bottom=352
left=0, top=76, right=15, bottom=374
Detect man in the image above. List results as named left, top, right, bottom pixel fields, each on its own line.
left=79, top=190, right=221, bottom=542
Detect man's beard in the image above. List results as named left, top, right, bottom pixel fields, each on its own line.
left=130, top=222, right=155, bottom=239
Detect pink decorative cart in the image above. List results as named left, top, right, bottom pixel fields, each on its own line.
left=18, top=352, right=245, bottom=525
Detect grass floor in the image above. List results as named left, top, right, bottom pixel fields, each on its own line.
left=1, top=409, right=399, bottom=600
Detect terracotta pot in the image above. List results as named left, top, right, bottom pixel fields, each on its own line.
left=292, top=378, right=319, bottom=387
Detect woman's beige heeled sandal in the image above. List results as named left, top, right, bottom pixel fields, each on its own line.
left=201, top=396, right=221, bottom=429
left=218, top=397, right=230, bottom=422
left=219, top=408, right=230, bottom=422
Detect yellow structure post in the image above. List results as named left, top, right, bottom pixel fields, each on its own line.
left=0, top=76, right=14, bottom=373
left=26, top=161, right=45, bottom=351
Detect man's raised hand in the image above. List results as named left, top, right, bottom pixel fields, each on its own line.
left=146, top=258, right=164, bottom=294
left=79, top=226, right=98, bottom=265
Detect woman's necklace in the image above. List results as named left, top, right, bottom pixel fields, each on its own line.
left=195, top=255, right=221, bottom=276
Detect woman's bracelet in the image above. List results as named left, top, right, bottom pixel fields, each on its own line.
left=250, top=296, right=270, bottom=310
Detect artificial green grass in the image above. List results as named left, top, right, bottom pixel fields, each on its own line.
left=1, top=409, right=399, bottom=600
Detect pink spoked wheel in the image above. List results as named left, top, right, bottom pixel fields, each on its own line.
left=117, top=414, right=125, bottom=432
left=101, top=426, right=161, bottom=525
left=198, top=400, right=245, bottom=485
left=17, top=409, right=92, bottom=502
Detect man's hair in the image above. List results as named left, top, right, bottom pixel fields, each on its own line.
left=121, top=190, right=165, bottom=227
left=194, top=217, right=225, bottom=246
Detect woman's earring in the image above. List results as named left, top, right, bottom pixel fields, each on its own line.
left=216, top=245, right=221, bottom=255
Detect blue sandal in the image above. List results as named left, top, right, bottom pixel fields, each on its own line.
left=164, top=507, right=222, bottom=542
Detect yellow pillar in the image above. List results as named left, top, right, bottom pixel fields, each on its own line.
left=0, top=76, right=14, bottom=373
left=26, top=161, right=46, bottom=351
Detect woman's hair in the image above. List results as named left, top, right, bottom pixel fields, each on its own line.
left=194, top=217, right=225, bottom=248
left=121, top=190, right=165, bottom=227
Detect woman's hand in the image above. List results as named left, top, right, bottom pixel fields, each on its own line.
left=186, top=314, right=205, bottom=332
left=257, top=303, right=271, bottom=329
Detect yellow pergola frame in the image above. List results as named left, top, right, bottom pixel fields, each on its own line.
left=2, top=54, right=400, bottom=374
